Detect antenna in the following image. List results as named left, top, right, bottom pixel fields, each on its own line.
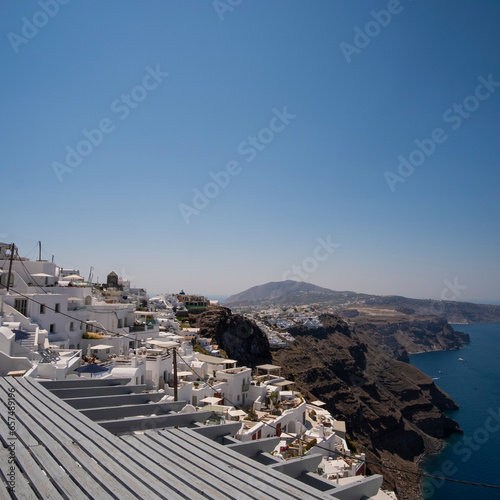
left=7, top=243, right=16, bottom=292
left=38, top=241, right=42, bottom=261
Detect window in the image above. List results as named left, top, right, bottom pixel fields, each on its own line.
left=49, top=324, right=55, bottom=333
left=55, top=303, right=60, bottom=313
left=14, top=299, right=27, bottom=316
left=40, top=304, right=46, bottom=314
left=70, top=322, right=74, bottom=332
left=117, top=319, right=123, bottom=328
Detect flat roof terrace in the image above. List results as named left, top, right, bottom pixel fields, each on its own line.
left=0, top=376, right=384, bottom=499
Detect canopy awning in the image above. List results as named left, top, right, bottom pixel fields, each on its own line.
left=228, top=409, right=247, bottom=417
left=145, top=340, right=178, bottom=348
left=273, top=380, right=295, bottom=387
left=200, top=397, right=222, bottom=404
left=310, top=400, right=326, bottom=407
left=194, top=353, right=237, bottom=365
left=256, top=364, right=282, bottom=372
left=90, top=344, right=114, bottom=350
left=64, top=275, right=84, bottom=280
left=31, top=273, right=54, bottom=277
left=76, top=363, right=110, bottom=374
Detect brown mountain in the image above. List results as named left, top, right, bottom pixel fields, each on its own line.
left=223, top=280, right=500, bottom=324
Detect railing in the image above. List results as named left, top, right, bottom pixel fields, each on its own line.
left=146, top=355, right=170, bottom=361
left=128, top=324, right=157, bottom=332
left=129, top=325, right=146, bottom=333
left=68, top=305, right=87, bottom=312
left=62, top=350, right=82, bottom=368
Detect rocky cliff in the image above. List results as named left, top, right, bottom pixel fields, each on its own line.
left=194, top=307, right=272, bottom=367
left=343, top=312, right=470, bottom=359
left=274, top=314, right=462, bottom=499
left=195, top=308, right=463, bottom=498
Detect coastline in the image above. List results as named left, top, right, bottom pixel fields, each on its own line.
left=407, top=347, right=462, bottom=355
left=409, top=322, right=500, bottom=499
left=409, top=338, right=467, bottom=498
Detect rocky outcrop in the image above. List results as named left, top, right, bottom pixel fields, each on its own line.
left=274, top=314, right=462, bottom=500
left=363, top=295, right=500, bottom=324
left=194, top=307, right=272, bottom=367
left=197, top=308, right=463, bottom=499
left=350, top=317, right=470, bottom=358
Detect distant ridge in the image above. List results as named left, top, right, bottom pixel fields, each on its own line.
left=223, top=280, right=363, bottom=307
left=223, top=280, right=500, bottom=324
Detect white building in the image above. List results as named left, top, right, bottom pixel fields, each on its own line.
left=215, top=366, right=252, bottom=407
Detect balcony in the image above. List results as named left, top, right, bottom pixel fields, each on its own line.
left=129, top=323, right=158, bottom=333
left=129, top=324, right=146, bottom=333
left=68, top=305, right=87, bottom=312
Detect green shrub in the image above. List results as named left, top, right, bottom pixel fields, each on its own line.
left=346, top=434, right=358, bottom=453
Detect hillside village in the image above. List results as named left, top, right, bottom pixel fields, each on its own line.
left=0, top=242, right=398, bottom=499
left=244, top=306, right=328, bottom=347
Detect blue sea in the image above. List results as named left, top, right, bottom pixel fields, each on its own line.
left=409, top=322, right=500, bottom=499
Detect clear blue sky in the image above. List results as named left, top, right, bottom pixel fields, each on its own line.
left=1, top=0, right=499, bottom=302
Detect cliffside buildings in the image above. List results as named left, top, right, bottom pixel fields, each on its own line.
left=0, top=242, right=394, bottom=498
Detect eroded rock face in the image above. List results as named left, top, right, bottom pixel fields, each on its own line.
left=194, top=307, right=272, bottom=367
left=351, top=317, right=470, bottom=357
left=196, top=309, right=462, bottom=499
left=274, top=314, right=462, bottom=500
